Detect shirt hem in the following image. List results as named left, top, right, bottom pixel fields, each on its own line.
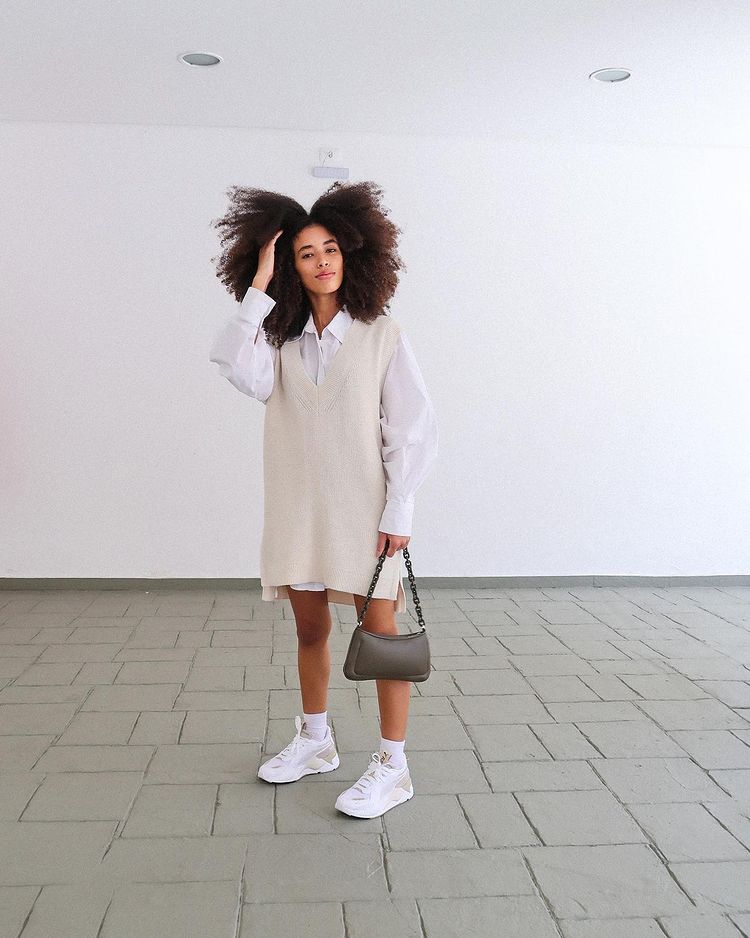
left=262, top=579, right=406, bottom=613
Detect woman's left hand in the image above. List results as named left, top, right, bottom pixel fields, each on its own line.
left=376, top=531, right=410, bottom=557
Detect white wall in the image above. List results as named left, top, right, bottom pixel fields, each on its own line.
left=1, top=123, right=748, bottom=579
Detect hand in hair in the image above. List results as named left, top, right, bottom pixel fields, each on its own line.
left=253, top=229, right=283, bottom=292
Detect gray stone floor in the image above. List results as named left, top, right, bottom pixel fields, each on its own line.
left=1, top=585, right=750, bottom=937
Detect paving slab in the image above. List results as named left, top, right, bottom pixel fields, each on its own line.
left=619, top=674, right=712, bottom=699
left=451, top=693, right=554, bottom=724
left=524, top=675, right=600, bottom=701
left=240, top=901, right=345, bottom=938
left=100, top=881, right=239, bottom=938
left=579, top=674, right=641, bottom=699
left=635, top=698, right=750, bottom=730
left=669, top=860, right=750, bottom=913
left=344, top=899, right=422, bottom=938
left=484, top=759, right=604, bottom=792
left=508, top=654, right=598, bottom=676
left=0, top=885, right=40, bottom=938
left=516, top=789, right=648, bottom=845
left=592, top=757, right=734, bottom=804
left=387, top=846, right=534, bottom=899
left=546, top=700, right=650, bottom=722
left=704, top=801, right=750, bottom=851
left=0, top=820, right=115, bottom=886
left=382, top=793, right=477, bottom=849
left=628, top=802, right=749, bottom=861
left=21, top=771, right=143, bottom=821
left=708, top=769, right=750, bottom=809
left=451, top=668, right=534, bottom=695
left=574, top=720, right=686, bottom=758
left=11, top=883, right=114, bottom=938
left=418, top=895, right=560, bottom=938
left=522, top=844, right=694, bottom=918
left=465, top=722, right=552, bottom=761
left=560, top=918, right=671, bottom=937
left=121, top=783, right=218, bottom=837
left=669, top=729, right=750, bottom=769
left=457, top=792, right=541, bottom=847
left=530, top=722, right=602, bottom=759
left=242, top=833, right=387, bottom=902
left=658, top=913, right=748, bottom=938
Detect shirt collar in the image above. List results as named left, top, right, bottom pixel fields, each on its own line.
left=302, top=305, right=353, bottom=343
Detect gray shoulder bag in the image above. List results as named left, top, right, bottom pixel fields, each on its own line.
left=343, top=537, right=431, bottom=682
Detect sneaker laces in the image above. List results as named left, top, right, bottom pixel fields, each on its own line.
left=271, top=715, right=322, bottom=764
left=351, top=751, right=398, bottom=794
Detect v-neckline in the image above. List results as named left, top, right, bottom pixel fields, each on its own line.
left=293, top=316, right=364, bottom=392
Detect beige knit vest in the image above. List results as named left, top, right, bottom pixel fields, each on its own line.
left=260, top=313, right=406, bottom=611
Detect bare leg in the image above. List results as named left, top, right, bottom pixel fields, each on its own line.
left=285, top=587, right=333, bottom=714
left=352, top=594, right=411, bottom=741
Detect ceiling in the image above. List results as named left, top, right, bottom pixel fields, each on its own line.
left=2, top=0, right=748, bottom=147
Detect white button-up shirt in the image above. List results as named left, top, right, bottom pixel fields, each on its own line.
left=210, top=287, right=438, bottom=590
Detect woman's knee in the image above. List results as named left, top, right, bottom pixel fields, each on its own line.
left=295, top=618, right=332, bottom=645
left=286, top=587, right=332, bottom=645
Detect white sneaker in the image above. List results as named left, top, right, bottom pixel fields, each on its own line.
left=257, top=714, right=339, bottom=783
left=335, top=750, right=414, bottom=818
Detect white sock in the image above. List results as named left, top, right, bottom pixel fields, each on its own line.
left=302, top=710, right=328, bottom=740
left=380, top=735, right=406, bottom=768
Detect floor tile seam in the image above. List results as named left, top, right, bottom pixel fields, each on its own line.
left=515, top=851, right=567, bottom=936
left=20, top=682, right=100, bottom=779
left=413, top=898, right=429, bottom=938
left=209, top=783, right=222, bottom=837
left=525, top=721, right=576, bottom=761
left=573, top=714, right=692, bottom=771
left=94, top=891, right=114, bottom=938
left=570, top=719, right=625, bottom=760
left=725, top=911, right=750, bottom=938
left=506, top=790, right=546, bottom=849
left=490, top=656, right=558, bottom=724
left=696, top=798, right=750, bottom=862
left=444, top=693, right=494, bottom=794
left=589, top=757, right=712, bottom=868
left=452, top=791, right=481, bottom=849
left=230, top=841, right=249, bottom=938
left=628, top=696, right=750, bottom=742
left=727, top=728, right=750, bottom=752
left=98, top=749, right=162, bottom=844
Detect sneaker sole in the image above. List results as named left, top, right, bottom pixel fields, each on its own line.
left=335, top=784, right=414, bottom=819
left=257, top=749, right=340, bottom=784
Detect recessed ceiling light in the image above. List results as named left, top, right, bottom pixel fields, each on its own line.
left=589, top=68, right=631, bottom=82
left=179, top=52, right=222, bottom=67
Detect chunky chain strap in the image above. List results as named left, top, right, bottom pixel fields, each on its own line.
left=356, top=537, right=426, bottom=632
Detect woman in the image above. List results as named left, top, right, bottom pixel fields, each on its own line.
left=209, top=180, right=438, bottom=818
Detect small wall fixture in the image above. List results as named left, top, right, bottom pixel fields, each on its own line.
left=179, top=52, right=222, bottom=67
left=589, top=68, right=631, bottom=82
left=312, top=165, right=349, bottom=179
left=312, top=148, right=349, bottom=180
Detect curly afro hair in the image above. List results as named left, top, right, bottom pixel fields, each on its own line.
left=210, top=180, right=406, bottom=349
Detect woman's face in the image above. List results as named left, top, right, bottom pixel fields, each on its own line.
left=292, top=224, right=344, bottom=298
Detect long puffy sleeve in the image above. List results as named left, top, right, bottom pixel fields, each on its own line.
left=209, top=287, right=277, bottom=403
left=377, top=331, right=439, bottom=537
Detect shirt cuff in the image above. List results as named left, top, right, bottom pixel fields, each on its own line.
left=236, top=286, right=276, bottom=324
left=378, top=497, right=415, bottom=537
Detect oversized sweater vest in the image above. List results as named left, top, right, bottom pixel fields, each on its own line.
left=260, top=312, right=406, bottom=613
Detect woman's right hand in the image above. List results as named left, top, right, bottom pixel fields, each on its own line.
left=253, top=229, right=283, bottom=292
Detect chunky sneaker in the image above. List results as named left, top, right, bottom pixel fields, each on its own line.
left=335, top=750, right=414, bottom=818
left=257, top=714, right=339, bottom=783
